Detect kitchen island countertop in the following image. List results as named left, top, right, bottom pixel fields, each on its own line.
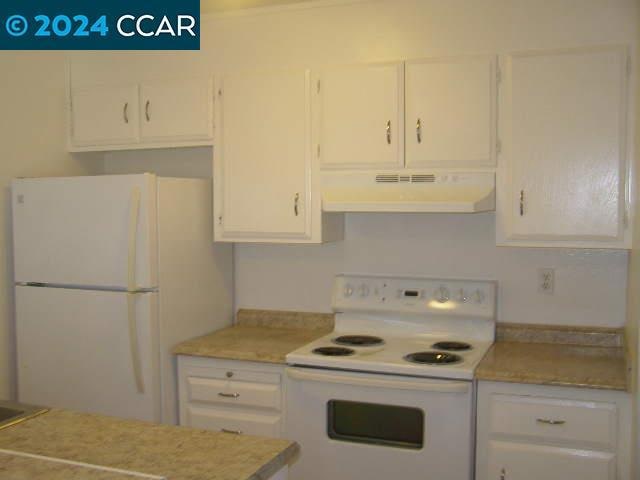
left=0, top=409, right=298, bottom=480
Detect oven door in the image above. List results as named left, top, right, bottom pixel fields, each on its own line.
left=284, top=367, right=473, bottom=480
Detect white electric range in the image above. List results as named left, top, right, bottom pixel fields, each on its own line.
left=285, top=274, right=497, bottom=480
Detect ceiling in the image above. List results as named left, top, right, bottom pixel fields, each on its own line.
left=201, top=0, right=316, bottom=13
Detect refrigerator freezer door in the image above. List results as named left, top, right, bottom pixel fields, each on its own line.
left=16, top=286, right=160, bottom=422
left=12, top=174, right=157, bottom=289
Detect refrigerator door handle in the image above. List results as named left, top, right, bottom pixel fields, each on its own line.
left=127, top=293, right=145, bottom=394
left=127, top=187, right=141, bottom=292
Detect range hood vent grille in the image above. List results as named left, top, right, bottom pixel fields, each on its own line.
left=375, top=174, right=436, bottom=184
left=410, top=174, right=436, bottom=183
left=323, top=171, right=496, bottom=213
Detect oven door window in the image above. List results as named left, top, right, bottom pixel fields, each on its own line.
left=327, top=400, right=424, bottom=449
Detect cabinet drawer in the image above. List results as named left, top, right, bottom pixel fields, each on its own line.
left=490, top=394, right=617, bottom=449
left=187, top=405, right=281, bottom=438
left=187, top=376, right=281, bottom=410
left=186, top=365, right=281, bottom=385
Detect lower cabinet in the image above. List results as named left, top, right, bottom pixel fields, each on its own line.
left=476, top=381, right=631, bottom=480
left=177, top=355, right=285, bottom=438
left=487, top=441, right=615, bottom=480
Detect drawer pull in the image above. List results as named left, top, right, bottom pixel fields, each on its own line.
left=221, top=428, right=242, bottom=435
left=536, top=418, right=566, bottom=425
left=218, top=392, right=240, bottom=398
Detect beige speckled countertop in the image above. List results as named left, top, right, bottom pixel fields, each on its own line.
left=173, top=309, right=334, bottom=364
left=476, top=323, right=629, bottom=391
left=0, top=409, right=298, bottom=480
left=0, top=449, right=161, bottom=480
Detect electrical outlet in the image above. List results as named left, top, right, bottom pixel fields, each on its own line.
left=538, top=268, right=555, bottom=294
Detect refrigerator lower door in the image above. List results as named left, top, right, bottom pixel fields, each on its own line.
left=12, top=174, right=157, bottom=289
left=16, top=286, right=160, bottom=422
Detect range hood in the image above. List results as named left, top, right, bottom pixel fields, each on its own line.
left=322, top=171, right=495, bottom=213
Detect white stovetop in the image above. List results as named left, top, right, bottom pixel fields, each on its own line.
left=286, top=274, right=497, bottom=380
left=286, top=331, right=493, bottom=381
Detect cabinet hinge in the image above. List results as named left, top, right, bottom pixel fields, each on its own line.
left=496, top=66, right=502, bottom=84
left=627, top=55, right=632, bottom=77
left=218, top=215, right=223, bottom=225
left=317, top=144, right=321, bottom=158
left=496, top=139, right=502, bottom=155
left=317, top=80, right=321, bottom=94
left=218, top=88, right=222, bottom=97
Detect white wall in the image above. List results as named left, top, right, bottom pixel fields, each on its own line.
left=98, top=0, right=637, bottom=327
left=0, top=52, right=101, bottom=399
left=236, top=214, right=629, bottom=325
left=102, top=148, right=212, bottom=178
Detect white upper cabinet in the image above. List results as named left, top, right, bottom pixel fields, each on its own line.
left=317, top=57, right=496, bottom=170
left=140, top=79, right=213, bottom=142
left=497, top=46, right=630, bottom=248
left=68, top=74, right=214, bottom=152
left=405, top=56, right=497, bottom=167
left=71, top=85, right=139, bottom=147
left=318, top=63, right=404, bottom=169
left=214, top=68, right=343, bottom=243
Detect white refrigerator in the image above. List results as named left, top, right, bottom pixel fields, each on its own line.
left=12, top=173, right=233, bottom=424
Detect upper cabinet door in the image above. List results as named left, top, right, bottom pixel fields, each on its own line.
left=139, top=79, right=213, bottom=142
left=498, top=46, right=629, bottom=248
left=319, top=63, right=404, bottom=169
left=405, top=56, right=496, bottom=167
left=215, top=69, right=312, bottom=241
left=71, top=85, right=139, bottom=147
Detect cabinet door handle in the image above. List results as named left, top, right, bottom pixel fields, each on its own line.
left=500, top=468, right=506, bottom=480
left=536, top=418, right=566, bottom=425
left=123, top=103, right=129, bottom=124
left=416, top=118, right=422, bottom=143
left=145, top=100, right=150, bottom=121
left=218, top=392, right=240, bottom=398
left=386, top=120, right=391, bottom=144
left=221, top=428, right=242, bottom=435
left=294, top=193, right=300, bottom=216
left=519, top=190, right=525, bottom=216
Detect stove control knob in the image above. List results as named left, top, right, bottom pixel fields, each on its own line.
left=344, top=284, right=354, bottom=297
left=473, top=289, right=485, bottom=304
left=457, top=289, right=468, bottom=303
left=434, top=286, right=450, bottom=303
left=358, top=284, right=370, bottom=297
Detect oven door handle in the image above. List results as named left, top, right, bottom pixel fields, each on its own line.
left=285, top=367, right=470, bottom=394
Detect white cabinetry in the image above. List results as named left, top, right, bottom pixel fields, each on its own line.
left=69, top=78, right=214, bottom=151
left=476, top=381, right=631, bottom=480
left=318, top=63, right=404, bottom=169
left=139, top=79, right=213, bottom=142
left=496, top=46, right=631, bottom=248
left=70, top=85, right=140, bottom=147
left=405, top=56, right=496, bottom=167
left=214, top=68, right=343, bottom=243
left=178, top=356, right=285, bottom=438
left=318, top=56, right=496, bottom=170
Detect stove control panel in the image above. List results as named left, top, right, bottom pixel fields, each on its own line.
left=332, top=274, right=496, bottom=319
